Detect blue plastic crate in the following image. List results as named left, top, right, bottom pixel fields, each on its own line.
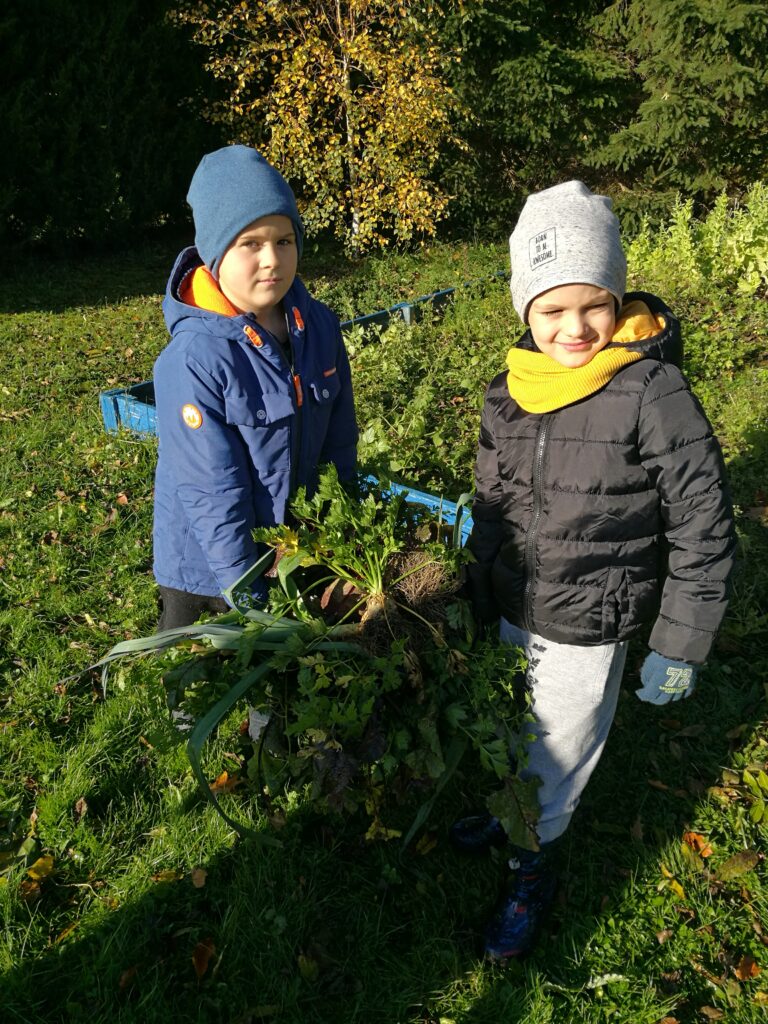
left=376, top=478, right=473, bottom=544
left=100, top=381, right=157, bottom=436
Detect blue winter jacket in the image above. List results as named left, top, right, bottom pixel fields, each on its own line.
left=153, top=246, right=358, bottom=599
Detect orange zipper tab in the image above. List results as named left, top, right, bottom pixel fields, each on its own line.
left=293, top=374, right=303, bottom=407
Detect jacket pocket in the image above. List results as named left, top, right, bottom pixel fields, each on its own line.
left=225, top=390, right=294, bottom=427
left=307, top=370, right=341, bottom=406
left=601, top=568, right=630, bottom=641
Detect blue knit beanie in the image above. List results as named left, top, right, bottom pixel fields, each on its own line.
left=187, top=145, right=304, bottom=277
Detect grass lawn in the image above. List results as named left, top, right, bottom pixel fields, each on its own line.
left=1, top=221, right=767, bottom=1023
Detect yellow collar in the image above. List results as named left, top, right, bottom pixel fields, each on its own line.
left=506, top=301, right=665, bottom=414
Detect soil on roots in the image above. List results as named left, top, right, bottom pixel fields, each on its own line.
left=354, top=549, right=462, bottom=656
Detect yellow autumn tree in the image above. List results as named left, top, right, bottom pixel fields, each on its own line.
left=170, top=0, right=463, bottom=252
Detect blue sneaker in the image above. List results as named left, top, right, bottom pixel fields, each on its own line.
left=449, top=813, right=507, bottom=854
left=484, top=846, right=556, bottom=960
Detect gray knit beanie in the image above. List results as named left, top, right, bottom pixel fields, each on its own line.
left=509, top=180, right=626, bottom=323
left=187, top=145, right=304, bottom=278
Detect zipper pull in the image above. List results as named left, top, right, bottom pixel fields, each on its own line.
left=293, top=374, right=303, bottom=407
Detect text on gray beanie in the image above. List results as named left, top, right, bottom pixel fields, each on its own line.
left=508, top=180, right=626, bottom=323
left=187, top=145, right=304, bottom=278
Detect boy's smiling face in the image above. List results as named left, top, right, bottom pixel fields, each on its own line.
left=217, top=214, right=298, bottom=316
left=527, top=283, right=617, bottom=368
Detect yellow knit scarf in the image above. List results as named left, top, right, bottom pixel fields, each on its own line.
left=505, top=301, right=666, bottom=413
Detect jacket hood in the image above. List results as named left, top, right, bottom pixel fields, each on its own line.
left=162, top=245, right=313, bottom=339
left=517, top=291, right=683, bottom=369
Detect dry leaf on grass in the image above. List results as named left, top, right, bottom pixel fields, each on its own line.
left=683, top=831, right=713, bottom=857
left=190, top=867, right=207, bottom=889
left=192, top=938, right=215, bottom=980
left=734, top=954, right=761, bottom=981
left=27, top=855, right=54, bottom=880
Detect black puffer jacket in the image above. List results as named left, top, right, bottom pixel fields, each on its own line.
left=467, top=292, right=735, bottom=664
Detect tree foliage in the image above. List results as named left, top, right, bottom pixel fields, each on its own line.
left=170, top=0, right=464, bottom=253
left=433, top=0, right=629, bottom=233
left=1, top=0, right=219, bottom=245
left=590, top=0, right=768, bottom=220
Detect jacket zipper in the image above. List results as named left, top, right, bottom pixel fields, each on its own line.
left=289, top=369, right=303, bottom=499
left=522, top=413, right=552, bottom=631
left=283, top=312, right=303, bottom=501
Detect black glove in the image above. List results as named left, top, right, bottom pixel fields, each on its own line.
left=460, top=564, right=499, bottom=635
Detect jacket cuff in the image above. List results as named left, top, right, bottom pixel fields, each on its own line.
left=648, top=615, right=714, bottom=665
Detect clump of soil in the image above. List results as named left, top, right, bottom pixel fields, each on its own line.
left=356, top=548, right=462, bottom=656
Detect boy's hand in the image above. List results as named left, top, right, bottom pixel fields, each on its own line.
left=636, top=652, right=698, bottom=705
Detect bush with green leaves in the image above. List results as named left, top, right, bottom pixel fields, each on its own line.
left=625, top=182, right=768, bottom=381
left=591, top=0, right=768, bottom=226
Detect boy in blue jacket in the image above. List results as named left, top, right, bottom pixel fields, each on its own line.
left=454, top=181, right=735, bottom=960
left=153, top=145, right=358, bottom=628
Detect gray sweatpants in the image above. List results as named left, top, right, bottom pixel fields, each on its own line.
left=500, top=618, right=628, bottom=845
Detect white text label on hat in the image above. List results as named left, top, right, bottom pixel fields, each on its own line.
left=529, top=228, right=557, bottom=269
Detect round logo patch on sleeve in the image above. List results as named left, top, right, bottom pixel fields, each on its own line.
left=182, top=403, right=203, bottom=429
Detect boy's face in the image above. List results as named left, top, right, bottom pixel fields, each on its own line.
left=217, top=214, right=298, bottom=316
left=527, top=283, right=617, bottom=368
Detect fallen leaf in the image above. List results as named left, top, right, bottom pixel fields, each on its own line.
left=364, top=818, right=402, bottom=842
left=707, top=785, right=736, bottom=804
left=669, top=879, right=686, bottom=899
left=415, top=831, right=438, bottom=855
left=298, top=953, right=319, bottom=982
left=683, top=832, right=714, bottom=857
left=118, top=965, right=138, bottom=992
left=192, top=937, right=215, bottom=980
left=734, top=954, right=761, bottom=981
left=191, top=867, right=207, bottom=889
left=699, top=1007, right=725, bottom=1020
left=753, top=991, right=768, bottom=1004
left=73, top=797, right=88, bottom=824
left=151, top=869, right=183, bottom=883
left=54, top=921, right=79, bottom=944
left=116, top=492, right=129, bottom=505
left=27, top=854, right=54, bottom=880
left=656, top=928, right=673, bottom=944
left=718, top=850, right=759, bottom=881
left=19, top=879, right=41, bottom=901
left=649, top=779, right=670, bottom=791
left=209, top=771, right=241, bottom=794
left=630, top=815, right=644, bottom=842
left=659, top=1018, right=680, bottom=1023
left=268, top=810, right=287, bottom=831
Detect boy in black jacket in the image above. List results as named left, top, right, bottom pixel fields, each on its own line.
left=456, top=181, right=735, bottom=960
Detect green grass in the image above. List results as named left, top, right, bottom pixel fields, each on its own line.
left=1, top=219, right=767, bottom=1022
